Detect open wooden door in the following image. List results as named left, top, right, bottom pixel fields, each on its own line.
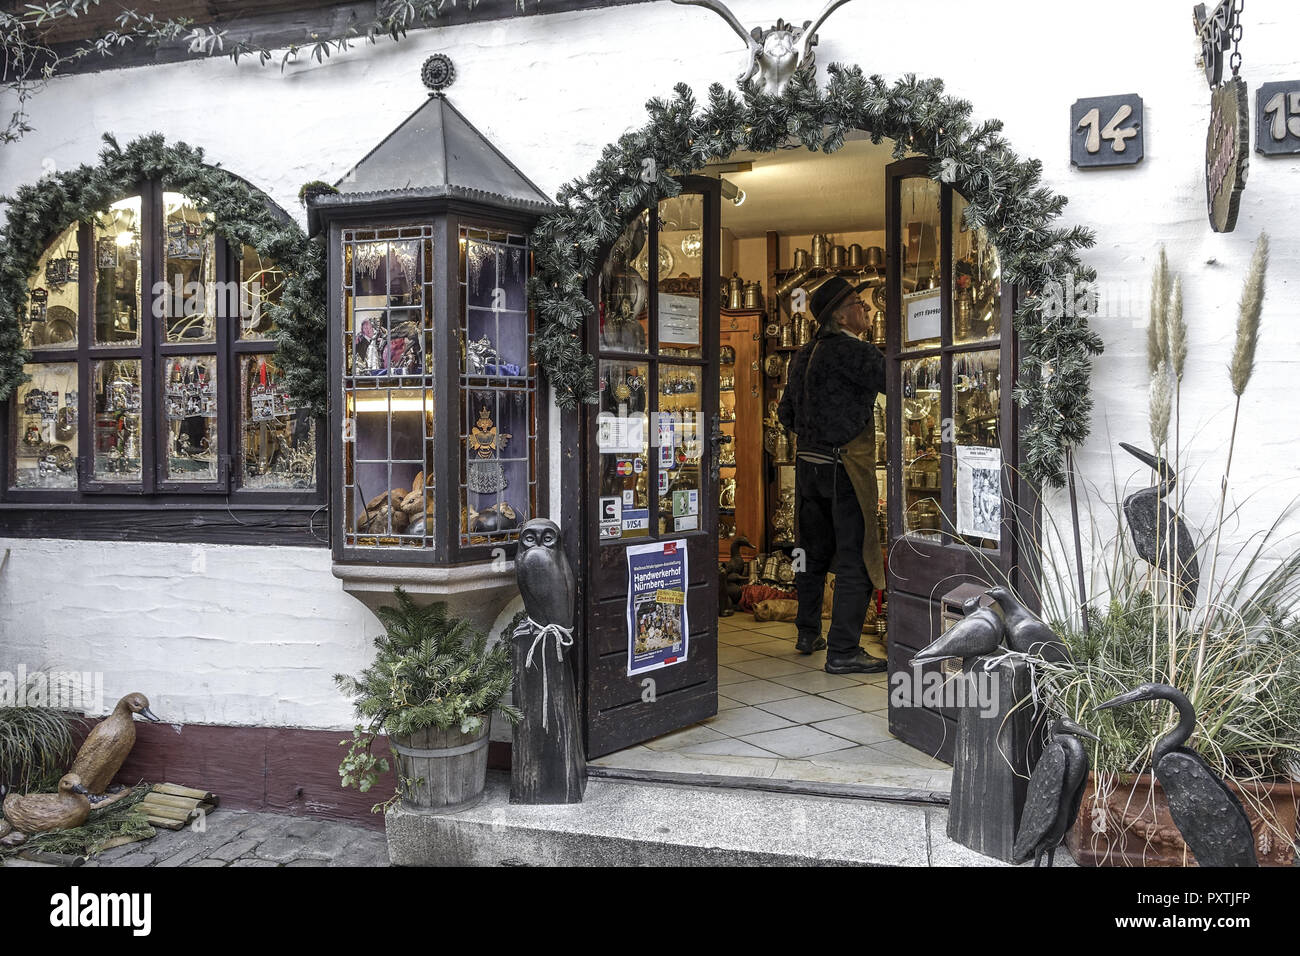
left=883, top=158, right=1021, bottom=762
left=582, top=177, right=722, bottom=758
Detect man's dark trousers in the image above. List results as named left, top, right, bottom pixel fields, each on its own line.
left=793, top=457, right=874, bottom=657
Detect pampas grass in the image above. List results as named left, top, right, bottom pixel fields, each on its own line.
left=1230, top=233, right=1269, bottom=397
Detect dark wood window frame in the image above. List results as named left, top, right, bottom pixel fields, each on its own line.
left=1, top=179, right=327, bottom=546
left=324, top=198, right=549, bottom=569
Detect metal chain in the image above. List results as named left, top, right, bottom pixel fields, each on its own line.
left=1230, top=0, right=1244, bottom=77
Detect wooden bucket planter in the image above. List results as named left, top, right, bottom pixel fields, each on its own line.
left=1066, top=771, right=1299, bottom=866
left=390, top=721, right=491, bottom=812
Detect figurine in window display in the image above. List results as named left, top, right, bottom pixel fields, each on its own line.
left=467, top=404, right=511, bottom=494
left=777, top=276, right=888, bottom=674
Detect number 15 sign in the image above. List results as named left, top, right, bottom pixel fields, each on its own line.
left=1257, top=81, right=1300, bottom=155
left=1071, top=94, right=1145, bottom=168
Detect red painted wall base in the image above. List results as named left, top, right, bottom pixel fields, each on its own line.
left=84, top=720, right=511, bottom=830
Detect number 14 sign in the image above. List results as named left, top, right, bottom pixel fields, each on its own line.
left=1071, top=94, right=1145, bottom=168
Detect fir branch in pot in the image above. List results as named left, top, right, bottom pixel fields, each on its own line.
left=334, top=588, right=521, bottom=809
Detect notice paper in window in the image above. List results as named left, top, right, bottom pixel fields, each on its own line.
left=956, top=444, right=1001, bottom=542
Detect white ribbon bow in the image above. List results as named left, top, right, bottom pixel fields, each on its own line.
left=515, top=617, right=575, bottom=730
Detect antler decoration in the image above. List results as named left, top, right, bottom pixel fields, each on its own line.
left=672, top=0, right=856, bottom=95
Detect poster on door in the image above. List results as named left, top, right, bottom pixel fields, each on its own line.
left=626, top=538, right=689, bottom=676
left=955, top=444, right=1002, bottom=542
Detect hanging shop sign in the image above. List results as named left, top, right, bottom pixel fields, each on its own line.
left=1194, top=0, right=1249, bottom=233
left=1255, top=80, right=1300, bottom=155
left=1206, top=78, right=1250, bottom=233
left=955, top=445, right=1002, bottom=543
left=1070, top=94, right=1144, bottom=168
left=626, top=538, right=689, bottom=676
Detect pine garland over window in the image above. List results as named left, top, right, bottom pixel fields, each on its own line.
left=530, top=69, right=1103, bottom=488
left=0, top=133, right=327, bottom=415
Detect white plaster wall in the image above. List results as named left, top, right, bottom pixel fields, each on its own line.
left=2, top=0, right=1299, bottom=725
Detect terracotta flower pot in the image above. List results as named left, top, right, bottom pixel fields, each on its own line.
left=1066, top=771, right=1299, bottom=866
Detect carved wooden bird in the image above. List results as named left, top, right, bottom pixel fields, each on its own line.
left=1119, top=442, right=1200, bottom=607
left=1013, top=719, right=1098, bottom=867
left=987, top=586, right=1072, bottom=664
left=70, top=692, right=160, bottom=803
left=1096, top=683, right=1257, bottom=867
left=0, top=773, right=91, bottom=846
left=515, top=519, right=576, bottom=630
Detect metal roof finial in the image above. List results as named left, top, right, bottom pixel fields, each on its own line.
left=421, top=54, right=456, bottom=95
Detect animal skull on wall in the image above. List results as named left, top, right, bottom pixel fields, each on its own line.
left=672, top=0, right=855, bottom=96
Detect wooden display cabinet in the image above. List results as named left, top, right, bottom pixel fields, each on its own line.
left=718, top=307, right=764, bottom=561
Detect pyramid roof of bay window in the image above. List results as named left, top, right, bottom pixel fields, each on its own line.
left=309, top=90, right=553, bottom=230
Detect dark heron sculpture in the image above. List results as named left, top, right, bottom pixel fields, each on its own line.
left=1096, top=683, right=1258, bottom=867
left=987, top=587, right=1072, bottom=664
left=911, top=596, right=1004, bottom=665
left=1119, top=442, right=1200, bottom=608
left=1013, top=719, right=1099, bottom=867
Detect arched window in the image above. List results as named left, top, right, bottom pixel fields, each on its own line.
left=6, top=181, right=321, bottom=541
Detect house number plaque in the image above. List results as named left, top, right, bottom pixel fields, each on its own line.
left=1256, top=80, right=1300, bottom=155
left=1070, top=95, right=1144, bottom=168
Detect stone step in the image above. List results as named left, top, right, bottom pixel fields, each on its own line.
left=385, top=771, right=1019, bottom=867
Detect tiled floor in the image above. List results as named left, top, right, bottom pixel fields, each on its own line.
left=592, top=614, right=954, bottom=793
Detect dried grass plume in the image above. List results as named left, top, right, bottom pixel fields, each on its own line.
left=1230, top=233, right=1269, bottom=397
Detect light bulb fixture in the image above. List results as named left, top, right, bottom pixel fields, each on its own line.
left=680, top=232, right=703, bottom=259
left=719, top=178, right=746, bottom=206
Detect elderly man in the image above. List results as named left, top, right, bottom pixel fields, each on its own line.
left=777, top=276, right=887, bottom=674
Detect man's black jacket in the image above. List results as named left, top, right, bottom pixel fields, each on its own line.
left=777, top=328, right=886, bottom=456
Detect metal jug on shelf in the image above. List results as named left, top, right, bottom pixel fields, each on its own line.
left=830, top=244, right=847, bottom=269
left=811, top=233, right=830, bottom=268
left=872, top=309, right=886, bottom=346
left=793, top=248, right=810, bottom=270
left=743, top=280, right=763, bottom=310
left=727, top=273, right=744, bottom=310
left=848, top=244, right=864, bottom=268
left=794, top=311, right=812, bottom=347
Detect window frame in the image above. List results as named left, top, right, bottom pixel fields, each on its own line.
left=1, top=179, right=327, bottom=540
left=325, top=199, right=548, bottom=569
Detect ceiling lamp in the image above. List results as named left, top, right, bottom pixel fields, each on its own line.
left=720, top=178, right=746, bottom=207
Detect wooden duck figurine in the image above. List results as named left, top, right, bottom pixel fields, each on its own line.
left=70, top=692, right=160, bottom=805
left=0, top=773, right=91, bottom=846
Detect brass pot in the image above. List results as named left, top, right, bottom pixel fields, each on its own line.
left=728, top=273, right=744, bottom=310
left=865, top=246, right=885, bottom=270
left=793, top=248, right=810, bottom=269
left=830, top=244, right=847, bottom=268
left=743, top=280, right=763, bottom=310
left=848, top=244, right=864, bottom=267
left=811, top=233, right=830, bottom=268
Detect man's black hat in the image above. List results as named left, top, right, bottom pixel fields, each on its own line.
left=809, top=275, right=869, bottom=325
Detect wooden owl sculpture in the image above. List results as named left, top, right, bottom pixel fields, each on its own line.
left=516, top=519, right=576, bottom=630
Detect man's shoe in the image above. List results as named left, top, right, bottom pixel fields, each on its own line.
left=795, top=635, right=827, bottom=655
left=825, top=648, right=888, bottom=674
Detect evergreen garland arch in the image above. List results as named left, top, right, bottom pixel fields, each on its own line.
left=530, top=68, right=1103, bottom=488
left=0, top=133, right=327, bottom=415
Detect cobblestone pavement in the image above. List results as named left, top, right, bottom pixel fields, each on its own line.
left=72, top=810, right=390, bottom=868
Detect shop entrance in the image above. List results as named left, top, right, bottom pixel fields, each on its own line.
left=581, top=135, right=1023, bottom=787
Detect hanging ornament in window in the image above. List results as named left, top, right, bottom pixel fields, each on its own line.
left=467, top=403, right=512, bottom=494
left=251, top=359, right=276, bottom=422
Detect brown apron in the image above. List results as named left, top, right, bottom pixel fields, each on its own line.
left=802, top=335, right=885, bottom=591
left=838, top=425, right=885, bottom=592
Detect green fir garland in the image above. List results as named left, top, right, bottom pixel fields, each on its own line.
left=0, top=133, right=327, bottom=415
left=530, top=69, right=1103, bottom=488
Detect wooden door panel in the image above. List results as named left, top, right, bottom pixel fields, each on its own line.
left=589, top=582, right=716, bottom=657
left=581, top=178, right=722, bottom=760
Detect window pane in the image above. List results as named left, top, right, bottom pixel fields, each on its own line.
left=347, top=388, right=434, bottom=546
left=239, top=246, right=285, bottom=341
left=657, top=193, right=704, bottom=359
left=163, top=355, right=219, bottom=481
left=12, top=362, right=78, bottom=489
left=952, top=349, right=1002, bottom=550
left=658, top=364, right=704, bottom=535
left=900, top=354, right=942, bottom=540
left=342, top=225, right=435, bottom=549
left=599, top=211, right=650, bottom=352
left=24, top=224, right=79, bottom=350
left=458, top=226, right=536, bottom=547
left=162, top=193, right=217, bottom=343
left=240, top=356, right=315, bottom=490
left=899, top=178, right=942, bottom=350
left=93, top=196, right=141, bottom=346
left=595, top=359, right=651, bottom=540
left=952, top=192, right=1001, bottom=344
left=93, top=359, right=142, bottom=481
